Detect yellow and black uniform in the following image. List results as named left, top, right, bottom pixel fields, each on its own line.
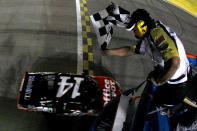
left=130, top=21, right=194, bottom=131
left=131, top=21, right=190, bottom=84
left=150, top=22, right=179, bottom=62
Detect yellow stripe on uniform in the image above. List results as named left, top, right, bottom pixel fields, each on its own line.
left=183, top=97, right=197, bottom=108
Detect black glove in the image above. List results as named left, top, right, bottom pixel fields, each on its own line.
left=101, top=42, right=107, bottom=51
left=166, top=103, right=184, bottom=117
left=167, top=97, right=197, bottom=117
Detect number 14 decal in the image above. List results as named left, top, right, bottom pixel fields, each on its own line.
left=56, top=76, right=84, bottom=98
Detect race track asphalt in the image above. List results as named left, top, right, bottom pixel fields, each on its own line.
left=0, top=0, right=197, bottom=131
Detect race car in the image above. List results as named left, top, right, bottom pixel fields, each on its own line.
left=17, top=72, right=122, bottom=116
left=17, top=53, right=197, bottom=131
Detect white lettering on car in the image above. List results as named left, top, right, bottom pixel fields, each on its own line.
left=103, top=79, right=117, bottom=105
left=24, top=76, right=35, bottom=100
left=56, top=76, right=84, bottom=98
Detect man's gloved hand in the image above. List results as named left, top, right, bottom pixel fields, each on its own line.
left=150, top=77, right=160, bottom=86
left=165, top=97, right=197, bottom=117
left=147, top=71, right=162, bottom=86
left=100, top=42, right=109, bottom=56
left=165, top=103, right=184, bottom=117
left=101, top=42, right=107, bottom=51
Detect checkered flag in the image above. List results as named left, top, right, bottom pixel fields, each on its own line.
left=90, top=3, right=131, bottom=50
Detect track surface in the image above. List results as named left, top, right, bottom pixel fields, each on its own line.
left=0, top=0, right=197, bottom=130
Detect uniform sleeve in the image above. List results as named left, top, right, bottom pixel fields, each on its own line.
left=130, top=40, right=145, bottom=55
left=151, top=28, right=179, bottom=62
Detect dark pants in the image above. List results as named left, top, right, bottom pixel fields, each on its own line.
left=131, top=80, right=192, bottom=131
left=151, top=82, right=190, bottom=107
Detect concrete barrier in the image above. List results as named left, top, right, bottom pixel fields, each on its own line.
left=165, top=0, right=197, bottom=17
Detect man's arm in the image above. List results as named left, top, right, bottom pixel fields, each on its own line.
left=151, top=56, right=180, bottom=86
left=103, top=46, right=135, bottom=56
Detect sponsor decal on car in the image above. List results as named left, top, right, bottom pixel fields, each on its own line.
left=24, top=76, right=35, bottom=100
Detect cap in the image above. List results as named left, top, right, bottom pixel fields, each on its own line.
left=126, top=9, right=151, bottom=31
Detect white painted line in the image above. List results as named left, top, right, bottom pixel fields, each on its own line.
left=76, top=0, right=83, bottom=74
left=112, top=95, right=130, bottom=131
